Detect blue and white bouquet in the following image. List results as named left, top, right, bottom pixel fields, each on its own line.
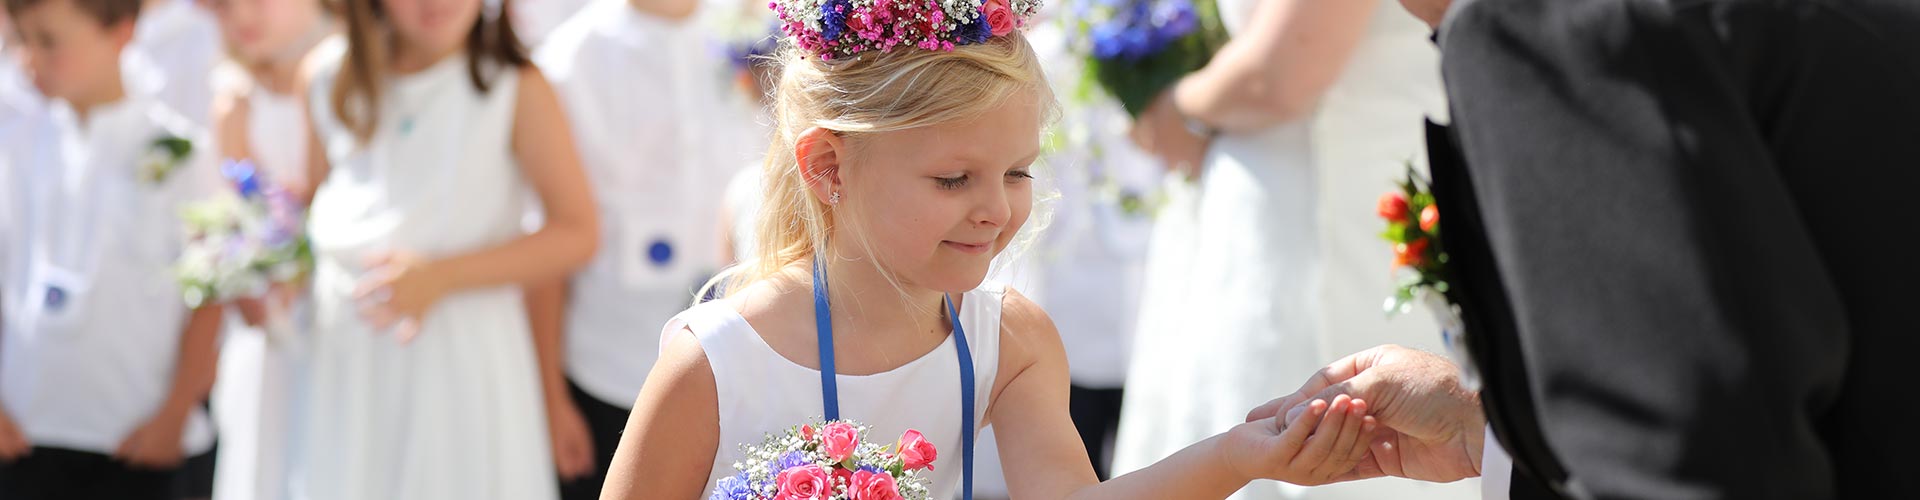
left=1071, top=0, right=1229, bottom=116
left=173, top=160, right=312, bottom=310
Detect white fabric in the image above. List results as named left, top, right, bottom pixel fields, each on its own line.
left=515, top=0, right=595, bottom=48
left=1116, top=3, right=1481, bottom=498
left=671, top=283, right=1004, bottom=500
left=1111, top=0, right=1321, bottom=495
left=0, top=39, right=41, bottom=138
left=1483, top=426, right=1512, bottom=500
left=293, top=50, right=555, bottom=500
left=0, top=96, right=217, bottom=457
left=124, top=0, right=222, bottom=127
left=534, top=0, right=743, bottom=408
left=208, top=62, right=314, bottom=500
left=721, top=164, right=763, bottom=263
left=1283, top=5, right=1482, bottom=499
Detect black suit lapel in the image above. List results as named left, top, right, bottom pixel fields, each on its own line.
left=1425, top=119, right=1572, bottom=499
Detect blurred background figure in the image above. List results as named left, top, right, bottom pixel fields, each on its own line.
left=287, top=0, right=600, bottom=496
left=123, top=0, right=218, bottom=126
left=199, top=0, right=333, bottom=497
left=1, top=0, right=222, bottom=497
left=1114, top=0, right=1478, bottom=498
left=529, top=0, right=747, bottom=496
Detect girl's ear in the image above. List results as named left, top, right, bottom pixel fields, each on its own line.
left=796, top=127, right=846, bottom=206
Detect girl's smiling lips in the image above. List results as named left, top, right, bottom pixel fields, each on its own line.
left=942, top=240, right=992, bottom=254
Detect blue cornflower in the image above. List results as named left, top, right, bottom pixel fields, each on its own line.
left=820, top=0, right=852, bottom=40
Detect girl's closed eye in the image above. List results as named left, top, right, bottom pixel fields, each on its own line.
left=935, top=174, right=968, bottom=190
left=1006, top=168, right=1034, bottom=182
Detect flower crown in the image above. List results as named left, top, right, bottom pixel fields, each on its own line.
left=770, top=0, right=1042, bottom=60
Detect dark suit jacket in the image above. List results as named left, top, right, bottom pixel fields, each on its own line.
left=1425, top=0, right=1920, bottom=498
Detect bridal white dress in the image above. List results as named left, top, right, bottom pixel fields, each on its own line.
left=1114, top=2, right=1479, bottom=499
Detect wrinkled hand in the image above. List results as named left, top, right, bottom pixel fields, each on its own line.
left=1248, top=345, right=1485, bottom=483
left=114, top=411, right=187, bottom=470
left=1129, top=90, right=1211, bottom=179
left=354, top=250, right=447, bottom=343
left=0, top=407, right=32, bottom=462
left=548, top=396, right=597, bottom=481
left=1223, top=394, right=1380, bottom=486
left=1398, top=0, right=1450, bottom=29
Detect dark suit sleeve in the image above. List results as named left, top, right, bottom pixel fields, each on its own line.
left=1437, top=1, right=1853, bottom=498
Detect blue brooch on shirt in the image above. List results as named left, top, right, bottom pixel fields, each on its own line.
left=139, top=135, right=193, bottom=185
left=43, top=285, right=68, bottom=312
left=647, top=238, right=674, bottom=268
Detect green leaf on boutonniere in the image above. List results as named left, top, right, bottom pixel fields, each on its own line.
left=141, top=135, right=193, bottom=185
left=155, top=136, right=192, bottom=159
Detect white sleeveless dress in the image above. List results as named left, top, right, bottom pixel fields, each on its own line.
left=669, top=283, right=1003, bottom=500
left=208, top=60, right=323, bottom=500
left=1111, top=0, right=1321, bottom=496
left=290, top=52, right=556, bottom=500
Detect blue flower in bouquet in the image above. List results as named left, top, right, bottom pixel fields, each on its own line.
left=774, top=450, right=811, bottom=472
left=222, top=159, right=263, bottom=199
left=1149, top=0, right=1196, bottom=41
left=1087, top=0, right=1202, bottom=62
left=711, top=473, right=753, bottom=500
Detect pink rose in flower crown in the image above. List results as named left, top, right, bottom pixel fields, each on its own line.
left=775, top=464, right=832, bottom=500
left=895, top=429, right=937, bottom=471
left=983, top=0, right=1015, bottom=37
left=821, top=422, right=860, bottom=462
left=851, top=470, right=905, bottom=500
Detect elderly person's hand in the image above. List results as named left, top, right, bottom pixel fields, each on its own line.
left=1248, top=345, right=1486, bottom=483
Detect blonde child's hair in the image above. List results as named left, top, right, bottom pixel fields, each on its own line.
left=706, top=31, right=1057, bottom=301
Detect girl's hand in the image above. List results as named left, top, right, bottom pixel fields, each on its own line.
left=1222, top=394, right=1378, bottom=486
left=354, top=250, right=447, bottom=343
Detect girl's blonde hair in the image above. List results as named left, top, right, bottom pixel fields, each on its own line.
left=708, top=32, right=1055, bottom=299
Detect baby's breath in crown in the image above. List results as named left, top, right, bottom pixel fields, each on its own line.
left=770, top=0, right=1042, bottom=60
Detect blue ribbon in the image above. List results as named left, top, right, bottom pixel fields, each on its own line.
left=812, top=258, right=975, bottom=500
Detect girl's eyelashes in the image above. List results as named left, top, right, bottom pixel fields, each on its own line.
left=936, top=169, right=1033, bottom=190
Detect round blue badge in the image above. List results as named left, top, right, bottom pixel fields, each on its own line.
left=647, top=239, right=674, bottom=267
left=44, top=286, right=67, bottom=311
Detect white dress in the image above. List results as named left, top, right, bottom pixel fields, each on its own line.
left=291, top=52, right=556, bottom=500
left=208, top=62, right=316, bottom=500
left=1111, top=0, right=1323, bottom=497
left=1285, top=4, right=1481, bottom=499
left=671, top=283, right=1003, bottom=500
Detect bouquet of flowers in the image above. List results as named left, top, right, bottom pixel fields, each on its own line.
left=711, top=420, right=938, bottom=500
left=1377, top=162, right=1477, bottom=389
left=1071, top=0, right=1230, bottom=117
left=174, top=160, right=312, bottom=312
